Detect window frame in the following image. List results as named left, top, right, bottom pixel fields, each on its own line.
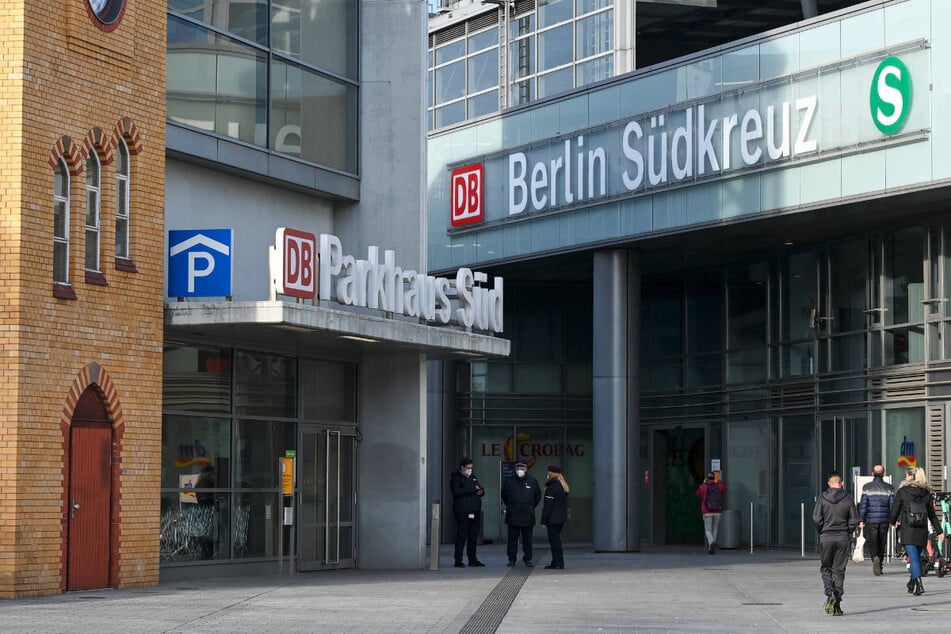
left=85, top=152, right=102, bottom=274
left=53, top=159, right=70, bottom=286
left=115, top=138, right=130, bottom=261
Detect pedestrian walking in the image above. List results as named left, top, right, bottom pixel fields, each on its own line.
left=812, top=470, right=858, bottom=616
left=890, top=467, right=943, bottom=596
left=857, top=464, right=895, bottom=576
left=501, top=461, right=541, bottom=567
left=541, top=464, right=569, bottom=569
left=450, top=457, right=485, bottom=568
left=695, top=472, right=726, bottom=554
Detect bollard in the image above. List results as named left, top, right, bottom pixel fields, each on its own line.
left=750, top=501, right=754, bottom=554
left=430, top=503, right=441, bottom=571
left=801, top=502, right=805, bottom=558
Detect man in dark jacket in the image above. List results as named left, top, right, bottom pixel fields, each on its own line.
left=812, top=470, right=858, bottom=617
left=858, top=464, right=895, bottom=576
left=450, top=457, right=485, bottom=568
left=501, top=461, right=541, bottom=567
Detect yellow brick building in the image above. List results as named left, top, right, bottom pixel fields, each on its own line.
left=0, top=1, right=165, bottom=597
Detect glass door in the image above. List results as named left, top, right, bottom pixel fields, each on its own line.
left=817, top=414, right=869, bottom=495
left=298, top=425, right=356, bottom=571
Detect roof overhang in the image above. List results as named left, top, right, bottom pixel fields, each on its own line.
left=165, top=301, right=510, bottom=360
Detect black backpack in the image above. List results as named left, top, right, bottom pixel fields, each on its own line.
left=905, top=494, right=929, bottom=529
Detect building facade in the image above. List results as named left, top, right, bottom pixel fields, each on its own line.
left=428, top=0, right=951, bottom=550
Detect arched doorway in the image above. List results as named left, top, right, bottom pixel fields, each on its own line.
left=67, top=387, right=113, bottom=590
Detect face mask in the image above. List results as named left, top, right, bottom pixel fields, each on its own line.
left=462, top=468, right=472, bottom=477
left=516, top=470, right=526, bottom=478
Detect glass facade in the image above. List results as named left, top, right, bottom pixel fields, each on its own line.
left=427, top=0, right=613, bottom=130
left=167, top=1, right=358, bottom=174
left=161, top=343, right=355, bottom=565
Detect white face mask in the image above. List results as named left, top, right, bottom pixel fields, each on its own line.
left=516, top=470, right=526, bottom=478
left=462, top=468, right=472, bottom=477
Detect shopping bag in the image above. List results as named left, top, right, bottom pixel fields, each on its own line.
left=852, top=530, right=866, bottom=563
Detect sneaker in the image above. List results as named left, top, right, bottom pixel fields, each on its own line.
left=824, top=596, right=835, bottom=615
left=506, top=561, right=516, bottom=567
left=454, top=561, right=465, bottom=568
left=872, top=557, right=882, bottom=576
left=468, top=560, right=485, bottom=567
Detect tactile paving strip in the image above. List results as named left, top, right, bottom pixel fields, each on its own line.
left=459, top=565, right=532, bottom=633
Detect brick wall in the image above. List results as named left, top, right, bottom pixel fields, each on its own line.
left=0, top=1, right=166, bottom=597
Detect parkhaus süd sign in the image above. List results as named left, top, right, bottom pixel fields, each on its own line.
left=449, top=49, right=923, bottom=228
left=270, top=229, right=504, bottom=334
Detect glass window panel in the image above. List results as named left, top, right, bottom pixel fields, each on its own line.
left=468, top=90, right=499, bottom=119
left=510, top=36, right=535, bottom=80
left=511, top=79, right=534, bottom=106
left=576, top=10, right=612, bottom=59
left=538, top=66, right=573, bottom=98
left=272, top=0, right=357, bottom=79
left=435, top=101, right=466, bottom=128
left=575, top=54, right=612, bottom=86
left=232, top=492, right=281, bottom=558
left=435, top=59, right=466, bottom=104
left=468, top=48, right=499, bottom=93
left=781, top=416, right=815, bottom=548
left=727, top=347, right=767, bottom=384
left=686, top=273, right=722, bottom=354
left=513, top=364, right=561, bottom=393
left=85, top=228, right=99, bottom=271
left=510, top=14, right=535, bottom=39
left=538, top=24, right=572, bottom=71
left=827, top=239, right=867, bottom=333
left=728, top=262, right=767, bottom=347
left=115, top=140, right=130, bottom=258
left=300, top=359, right=356, bottom=421
left=236, top=420, right=295, bottom=488
left=54, top=199, right=67, bottom=239
left=470, top=426, right=509, bottom=543
left=821, top=333, right=866, bottom=373
left=53, top=243, right=67, bottom=284
left=270, top=60, right=357, bottom=172
left=161, top=414, right=232, bottom=490
left=884, top=408, right=925, bottom=486
left=884, top=227, right=925, bottom=325
left=435, top=39, right=466, bottom=65
left=686, top=354, right=722, bottom=388
left=576, top=0, right=611, bottom=13
left=427, top=69, right=434, bottom=107
left=782, top=251, right=817, bottom=341
left=642, top=358, right=682, bottom=392
left=883, top=325, right=925, bottom=365
left=727, top=420, right=772, bottom=546
left=782, top=341, right=815, bottom=377
left=167, top=16, right=268, bottom=147
left=169, top=0, right=268, bottom=45
left=469, top=28, right=498, bottom=52
left=163, top=344, right=232, bottom=413
left=539, top=0, right=573, bottom=28
left=234, top=350, right=297, bottom=418
left=55, top=161, right=68, bottom=197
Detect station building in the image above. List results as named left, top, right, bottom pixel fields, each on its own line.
left=427, top=0, right=949, bottom=550
left=2, top=1, right=507, bottom=598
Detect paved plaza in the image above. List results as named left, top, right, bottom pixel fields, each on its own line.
left=2, top=544, right=949, bottom=633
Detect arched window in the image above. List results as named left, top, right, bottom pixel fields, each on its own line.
left=85, top=152, right=101, bottom=272
left=115, top=139, right=130, bottom=259
left=53, top=159, right=70, bottom=284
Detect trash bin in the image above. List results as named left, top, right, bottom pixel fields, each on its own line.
left=718, top=509, right=740, bottom=549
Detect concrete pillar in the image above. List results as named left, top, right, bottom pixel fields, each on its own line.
left=593, top=249, right=641, bottom=552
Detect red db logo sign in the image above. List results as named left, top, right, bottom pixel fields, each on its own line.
left=451, top=163, right=484, bottom=227
left=274, top=227, right=316, bottom=299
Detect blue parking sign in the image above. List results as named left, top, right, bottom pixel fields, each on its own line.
left=168, top=229, right=233, bottom=298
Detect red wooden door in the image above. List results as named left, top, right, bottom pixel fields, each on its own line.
left=67, top=390, right=112, bottom=590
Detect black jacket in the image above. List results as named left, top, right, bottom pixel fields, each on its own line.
left=812, top=487, right=858, bottom=544
left=890, top=481, right=942, bottom=548
left=858, top=476, right=895, bottom=525
left=541, top=477, right=568, bottom=526
left=450, top=470, right=483, bottom=516
left=501, top=474, right=541, bottom=526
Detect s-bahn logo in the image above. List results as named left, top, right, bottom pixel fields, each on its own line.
left=870, top=56, right=911, bottom=135
left=450, top=163, right=484, bottom=227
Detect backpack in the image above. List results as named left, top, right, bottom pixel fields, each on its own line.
left=905, top=494, right=929, bottom=529
left=705, top=483, right=723, bottom=513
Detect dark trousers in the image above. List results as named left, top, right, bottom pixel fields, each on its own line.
left=454, top=511, right=481, bottom=562
left=507, top=525, right=534, bottom=563
left=864, top=523, right=889, bottom=562
left=546, top=524, right=564, bottom=566
left=819, top=540, right=851, bottom=599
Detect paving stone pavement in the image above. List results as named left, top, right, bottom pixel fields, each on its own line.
left=2, top=545, right=950, bottom=633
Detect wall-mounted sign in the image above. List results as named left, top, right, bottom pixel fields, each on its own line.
left=451, top=163, right=484, bottom=227
left=272, top=227, right=317, bottom=299
left=168, top=229, right=233, bottom=297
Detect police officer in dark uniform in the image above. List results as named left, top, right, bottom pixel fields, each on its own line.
left=501, top=461, right=541, bottom=567
left=450, top=457, right=485, bottom=567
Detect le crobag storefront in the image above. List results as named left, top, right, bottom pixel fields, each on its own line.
left=432, top=0, right=951, bottom=550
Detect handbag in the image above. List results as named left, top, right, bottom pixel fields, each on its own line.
left=852, top=530, right=866, bottom=564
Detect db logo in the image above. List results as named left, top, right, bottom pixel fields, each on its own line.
left=451, top=163, right=484, bottom=227
left=273, top=227, right=316, bottom=299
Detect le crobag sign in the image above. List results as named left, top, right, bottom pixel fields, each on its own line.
left=269, top=228, right=504, bottom=334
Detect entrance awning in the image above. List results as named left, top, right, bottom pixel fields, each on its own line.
left=164, top=300, right=510, bottom=360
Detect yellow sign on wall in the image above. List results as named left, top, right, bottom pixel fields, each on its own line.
left=282, top=457, right=295, bottom=495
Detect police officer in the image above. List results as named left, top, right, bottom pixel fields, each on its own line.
left=450, top=457, right=485, bottom=567
left=501, top=461, right=541, bottom=567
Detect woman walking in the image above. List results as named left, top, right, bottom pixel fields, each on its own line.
left=890, top=467, right=943, bottom=596
left=542, top=465, right=569, bottom=570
